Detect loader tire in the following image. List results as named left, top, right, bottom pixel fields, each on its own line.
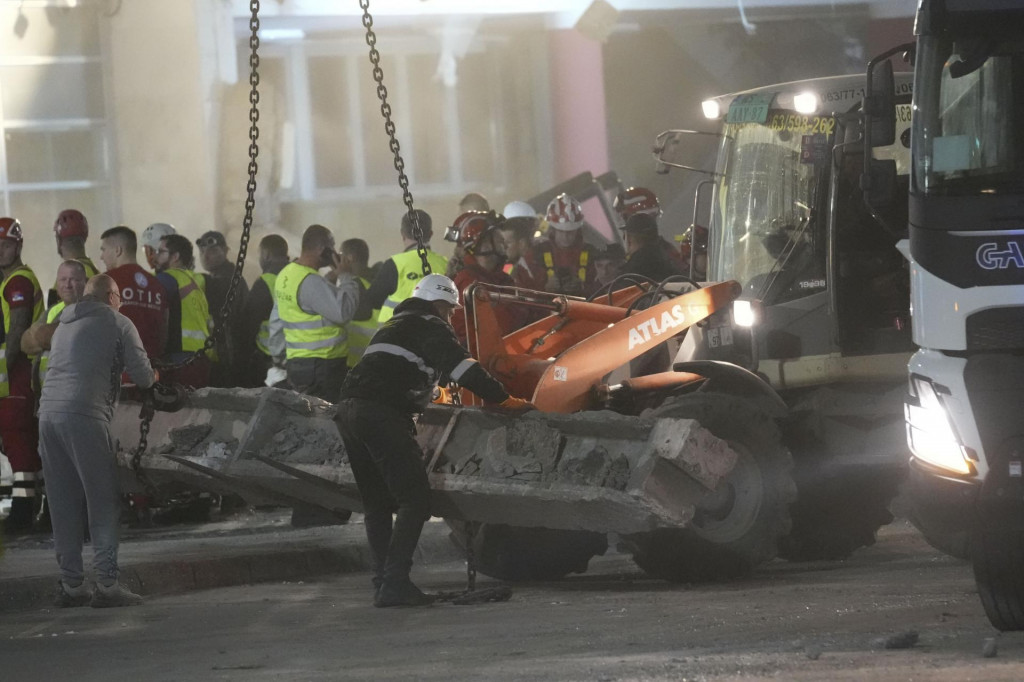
left=446, top=520, right=607, bottom=582
left=777, top=470, right=900, bottom=562
left=630, top=393, right=796, bottom=582
left=972, top=507, right=1024, bottom=631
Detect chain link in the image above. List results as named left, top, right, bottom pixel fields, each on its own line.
left=131, top=0, right=261, bottom=486
left=358, top=0, right=431, bottom=276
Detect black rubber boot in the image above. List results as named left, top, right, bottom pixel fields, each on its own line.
left=363, top=511, right=393, bottom=594
left=375, top=509, right=433, bottom=608
left=374, top=579, right=435, bottom=608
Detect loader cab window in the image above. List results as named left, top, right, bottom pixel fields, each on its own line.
left=711, top=111, right=828, bottom=305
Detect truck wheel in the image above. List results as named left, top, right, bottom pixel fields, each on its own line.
left=777, top=471, right=900, bottom=562
left=630, top=393, right=796, bottom=582
left=972, top=508, right=1024, bottom=631
left=446, top=520, right=607, bottom=582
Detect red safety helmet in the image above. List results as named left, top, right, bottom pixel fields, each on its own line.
left=448, top=211, right=504, bottom=255
left=613, top=187, right=661, bottom=221
left=0, top=217, right=24, bottom=243
left=54, top=209, right=88, bottom=240
left=545, top=193, right=584, bottom=232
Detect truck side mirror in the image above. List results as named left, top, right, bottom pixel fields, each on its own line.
left=865, top=59, right=896, bottom=147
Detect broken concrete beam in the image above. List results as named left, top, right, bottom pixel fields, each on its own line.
left=113, top=388, right=738, bottom=535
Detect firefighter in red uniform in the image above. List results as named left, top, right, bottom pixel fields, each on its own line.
left=449, top=211, right=525, bottom=344
left=532, top=193, right=597, bottom=296
left=99, top=225, right=169, bottom=362
left=0, top=217, right=45, bottom=534
left=499, top=201, right=544, bottom=290
left=612, top=187, right=686, bottom=269
left=48, top=210, right=100, bottom=308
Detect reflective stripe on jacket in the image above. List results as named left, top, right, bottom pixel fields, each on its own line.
left=165, top=268, right=211, bottom=353
left=38, top=302, right=64, bottom=389
left=376, top=248, right=449, bottom=325
left=542, top=247, right=589, bottom=283
left=345, top=276, right=376, bottom=368
left=274, top=262, right=346, bottom=360
left=0, top=265, right=44, bottom=398
left=255, top=271, right=277, bottom=356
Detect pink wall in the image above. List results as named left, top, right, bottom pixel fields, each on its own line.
left=547, top=28, right=610, bottom=183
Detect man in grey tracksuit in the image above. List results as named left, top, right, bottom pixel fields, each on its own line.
left=38, top=274, right=156, bottom=608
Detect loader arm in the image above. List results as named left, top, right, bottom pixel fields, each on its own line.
left=463, top=281, right=742, bottom=412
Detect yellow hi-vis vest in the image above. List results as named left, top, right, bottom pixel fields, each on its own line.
left=255, top=272, right=277, bottom=356
left=38, top=302, right=64, bottom=389
left=542, top=248, right=589, bottom=283
left=345, top=276, right=377, bottom=368
left=275, top=262, right=346, bottom=360
left=0, top=265, right=44, bottom=398
left=166, top=268, right=211, bottom=353
left=376, top=248, right=448, bottom=325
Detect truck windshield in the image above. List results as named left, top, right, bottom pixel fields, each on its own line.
left=710, top=113, right=829, bottom=303
left=912, top=36, right=1024, bottom=195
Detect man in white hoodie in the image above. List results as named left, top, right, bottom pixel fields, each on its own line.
left=38, top=274, right=156, bottom=608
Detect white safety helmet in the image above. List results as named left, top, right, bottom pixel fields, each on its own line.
left=411, top=273, right=461, bottom=308
left=141, top=222, right=176, bottom=250
left=544, top=193, right=584, bottom=232
left=502, top=201, right=536, bottom=220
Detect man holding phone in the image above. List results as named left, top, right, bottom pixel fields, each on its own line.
left=273, top=224, right=361, bottom=403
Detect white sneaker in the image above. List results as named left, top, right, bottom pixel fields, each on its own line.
left=91, top=581, right=143, bottom=608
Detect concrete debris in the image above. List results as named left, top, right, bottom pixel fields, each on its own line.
left=982, top=637, right=998, bottom=658
left=169, top=424, right=213, bottom=451
left=111, top=387, right=740, bottom=536
left=264, top=421, right=346, bottom=465
left=804, top=644, right=822, bottom=660
left=871, top=630, right=919, bottom=650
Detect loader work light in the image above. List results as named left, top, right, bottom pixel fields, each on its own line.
left=702, top=99, right=721, bottom=120
left=732, top=299, right=760, bottom=327
left=905, top=376, right=972, bottom=475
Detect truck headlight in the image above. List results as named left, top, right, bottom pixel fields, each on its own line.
left=905, top=376, right=972, bottom=475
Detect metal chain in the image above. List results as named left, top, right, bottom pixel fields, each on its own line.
left=131, top=0, right=261, bottom=485
left=358, top=0, right=431, bottom=276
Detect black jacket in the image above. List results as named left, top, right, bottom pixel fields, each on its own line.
left=623, top=242, right=684, bottom=283
left=340, top=297, right=508, bottom=416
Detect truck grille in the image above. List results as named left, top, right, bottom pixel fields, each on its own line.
left=966, top=306, right=1024, bottom=351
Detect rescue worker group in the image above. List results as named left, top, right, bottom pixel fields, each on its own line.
left=0, top=186, right=708, bottom=608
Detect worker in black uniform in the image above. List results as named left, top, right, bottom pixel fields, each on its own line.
left=336, top=273, right=533, bottom=608
left=621, top=213, right=685, bottom=282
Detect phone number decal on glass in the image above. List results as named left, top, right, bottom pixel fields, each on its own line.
left=767, top=113, right=837, bottom=135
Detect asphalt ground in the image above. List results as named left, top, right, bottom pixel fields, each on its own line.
left=0, top=510, right=462, bottom=612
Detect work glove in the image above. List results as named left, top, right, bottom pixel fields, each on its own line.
left=497, top=396, right=536, bottom=412
left=432, top=385, right=454, bottom=404
left=265, top=366, right=288, bottom=388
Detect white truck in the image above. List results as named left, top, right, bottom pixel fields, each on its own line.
left=863, top=0, right=1024, bottom=631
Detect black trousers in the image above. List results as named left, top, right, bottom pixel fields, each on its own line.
left=286, top=356, right=347, bottom=403
left=335, top=398, right=431, bottom=585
